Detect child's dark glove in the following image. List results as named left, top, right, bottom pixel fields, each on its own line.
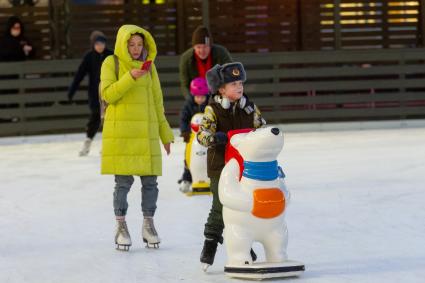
left=181, top=131, right=191, bottom=143
left=214, top=132, right=228, bottom=145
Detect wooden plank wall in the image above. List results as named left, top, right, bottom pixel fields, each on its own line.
left=68, top=1, right=179, bottom=57
left=177, top=0, right=203, bottom=52
left=0, top=6, right=52, bottom=59
left=235, top=49, right=425, bottom=122
left=0, top=59, right=86, bottom=136
left=1, top=1, right=424, bottom=58
left=318, top=0, right=421, bottom=50
left=208, top=0, right=299, bottom=52
left=1, top=49, right=425, bottom=137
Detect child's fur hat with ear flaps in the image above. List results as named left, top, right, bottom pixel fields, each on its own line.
left=206, top=62, right=246, bottom=94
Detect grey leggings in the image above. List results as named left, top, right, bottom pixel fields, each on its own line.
left=113, top=175, right=158, bottom=217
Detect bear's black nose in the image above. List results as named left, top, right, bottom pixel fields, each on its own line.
left=271, top=128, right=280, bottom=135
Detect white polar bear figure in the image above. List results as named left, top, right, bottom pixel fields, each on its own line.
left=219, top=127, right=303, bottom=279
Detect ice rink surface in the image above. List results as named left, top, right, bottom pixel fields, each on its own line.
left=1, top=123, right=424, bottom=283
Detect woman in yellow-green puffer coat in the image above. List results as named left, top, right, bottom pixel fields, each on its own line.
left=100, top=25, right=174, bottom=250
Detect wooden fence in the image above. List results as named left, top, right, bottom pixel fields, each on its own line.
left=1, top=0, right=425, bottom=59
left=1, top=48, right=425, bottom=137
left=208, top=0, right=300, bottom=52
left=68, top=2, right=181, bottom=57
left=314, top=0, right=423, bottom=50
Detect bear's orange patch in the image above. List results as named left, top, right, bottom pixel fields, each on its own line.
left=252, top=188, right=285, bottom=219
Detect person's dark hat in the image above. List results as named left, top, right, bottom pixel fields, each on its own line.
left=191, top=25, right=212, bottom=46
left=206, top=62, right=246, bottom=94
left=90, top=30, right=106, bottom=45
left=5, top=16, right=24, bottom=36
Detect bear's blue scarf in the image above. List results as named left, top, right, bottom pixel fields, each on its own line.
left=242, top=160, right=285, bottom=181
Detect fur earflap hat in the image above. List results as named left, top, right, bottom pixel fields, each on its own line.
left=192, top=25, right=212, bottom=46
left=206, top=62, right=246, bottom=94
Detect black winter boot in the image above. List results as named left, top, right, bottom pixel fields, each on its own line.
left=200, top=238, right=218, bottom=265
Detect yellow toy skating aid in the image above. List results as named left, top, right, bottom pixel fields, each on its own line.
left=183, top=113, right=211, bottom=196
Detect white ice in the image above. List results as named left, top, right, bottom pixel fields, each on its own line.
left=1, top=122, right=424, bottom=283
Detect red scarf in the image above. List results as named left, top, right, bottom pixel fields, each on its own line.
left=194, top=52, right=212, bottom=78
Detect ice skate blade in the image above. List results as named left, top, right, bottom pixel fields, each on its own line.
left=115, top=244, right=131, bottom=251
left=202, top=263, right=210, bottom=272
left=224, top=260, right=305, bottom=280
left=143, top=238, right=160, bottom=249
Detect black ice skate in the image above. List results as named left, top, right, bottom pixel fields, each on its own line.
left=142, top=217, right=160, bottom=248
left=115, top=220, right=132, bottom=251
left=200, top=238, right=218, bottom=271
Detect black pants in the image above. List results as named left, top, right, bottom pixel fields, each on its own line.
left=86, top=107, right=101, bottom=139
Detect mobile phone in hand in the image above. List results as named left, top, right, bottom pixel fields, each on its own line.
left=141, top=60, right=152, bottom=71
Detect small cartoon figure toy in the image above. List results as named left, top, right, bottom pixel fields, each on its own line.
left=183, top=113, right=211, bottom=196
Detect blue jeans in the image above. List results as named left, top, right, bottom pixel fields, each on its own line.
left=113, top=175, right=158, bottom=217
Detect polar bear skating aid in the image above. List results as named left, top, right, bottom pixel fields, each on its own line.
left=219, top=127, right=304, bottom=279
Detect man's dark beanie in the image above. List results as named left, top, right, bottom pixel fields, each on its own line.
left=192, top=25, right=212, bottom=46
left=90, top=30, right=106, bottom=45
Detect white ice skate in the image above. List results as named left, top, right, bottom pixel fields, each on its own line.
left=79, top=138, right=92, bottom=156
left=115, top=221, right=132, bottom=251
left=202, top=263, right=210, bottom=272
left=142, top=217, right=160, bottom=248
left=179, top=180, right=192, bottom=193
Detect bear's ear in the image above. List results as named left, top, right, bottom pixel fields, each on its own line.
left=230, top=133, right=248, bottom=149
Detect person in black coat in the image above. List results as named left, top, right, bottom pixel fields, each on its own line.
left=0, top=16, right=35, bottom=61
left=68, top=30, right=113, bottom=156
left=178, top=77, right=210, bottom=192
